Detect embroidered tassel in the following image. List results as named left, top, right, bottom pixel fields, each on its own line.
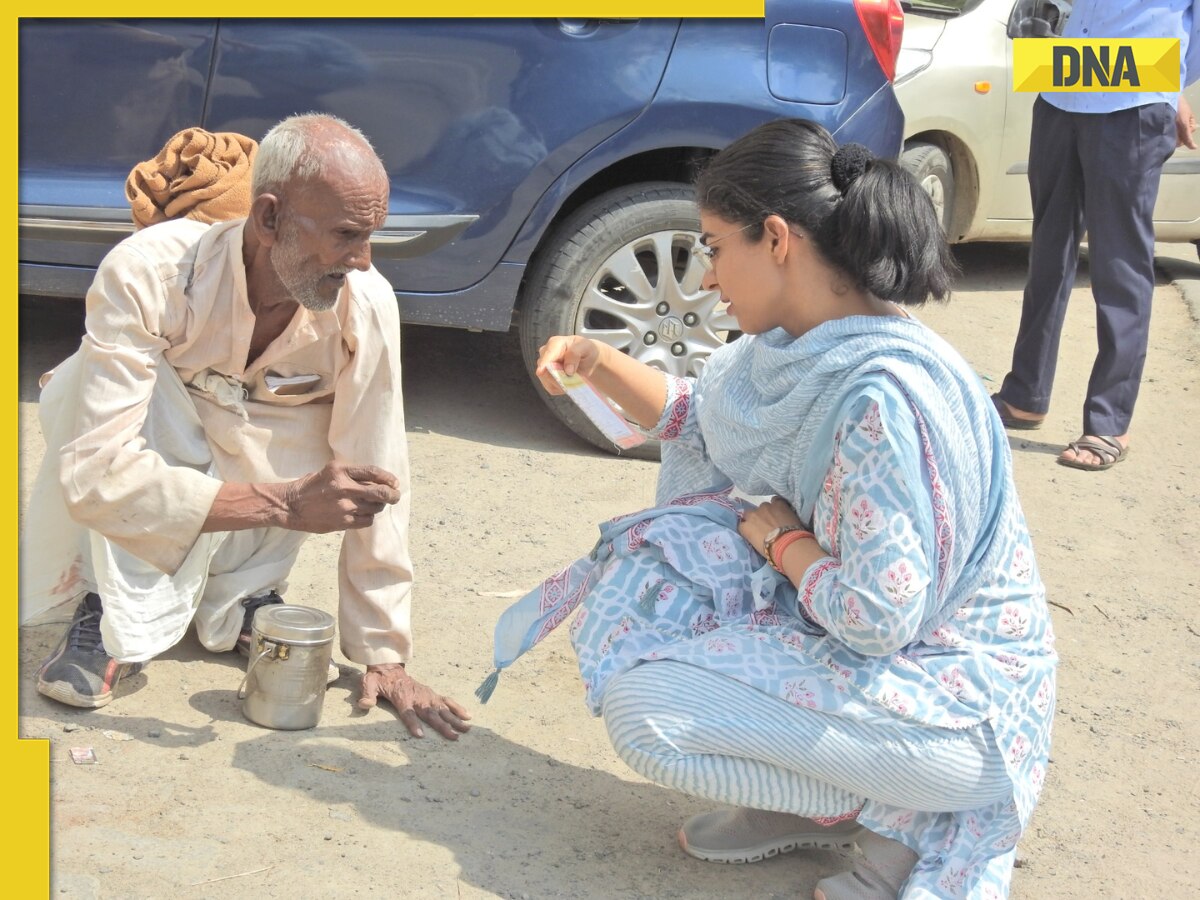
left=637, top=580, right=661, bottom=617
left=475, top=669, right=500, bottom=704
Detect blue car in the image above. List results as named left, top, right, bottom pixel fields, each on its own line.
left=19, top=8, right=905, bottom=452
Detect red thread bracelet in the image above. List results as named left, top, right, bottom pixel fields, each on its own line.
left=767, top=528, right=815, bottom=573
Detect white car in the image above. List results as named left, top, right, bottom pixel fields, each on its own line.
left=896, top=0, right=1200, bottom=243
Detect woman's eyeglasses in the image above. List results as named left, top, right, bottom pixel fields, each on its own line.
left=690, top=222, right=755, bottom=272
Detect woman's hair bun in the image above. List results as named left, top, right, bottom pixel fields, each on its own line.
left=830, top=143, right=873, bottom=194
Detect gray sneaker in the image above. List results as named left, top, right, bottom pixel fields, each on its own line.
left=814, top=830, right=919, bottom=900
left=678, top=807, right=863, bottom=864
left=36, top=593, right=143, bottom=708
left=237, top=591, right=340, bottom=685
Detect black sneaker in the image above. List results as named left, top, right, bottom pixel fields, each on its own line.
left=235, top=590, right=284, bottom=657
left=36, top=593, right=143, bottom=708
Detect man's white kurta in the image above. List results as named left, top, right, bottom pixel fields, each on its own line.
left=21, top=218, right=414, bottom=666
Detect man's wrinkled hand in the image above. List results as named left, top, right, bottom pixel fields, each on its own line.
left=282, top=461, right=400, bottom=533
left=357, top=663, right=471, bottom=740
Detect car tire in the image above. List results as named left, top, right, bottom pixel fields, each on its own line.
left=901, top=141, right=955, bottom=236
left=518, top=181, right=736, bottom=459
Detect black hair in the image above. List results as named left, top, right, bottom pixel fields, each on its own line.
left=695, top=119, right=956, bottom=305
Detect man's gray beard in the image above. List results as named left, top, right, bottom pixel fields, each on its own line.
left=297, top=290, right=338, bottom=312
left=270, top=241, right=338, bottom=311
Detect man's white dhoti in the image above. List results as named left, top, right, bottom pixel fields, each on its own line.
left=26, top=335, right=310, bottom=662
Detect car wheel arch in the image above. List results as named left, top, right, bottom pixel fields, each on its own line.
left=902, top=132, right=979, bottom=243
left=512, top=145, right=719, bottom=310
left=511, top=145, right=717, bottom=273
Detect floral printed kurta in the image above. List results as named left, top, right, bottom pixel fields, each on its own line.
left=486, top=319, right=1057, bottom=898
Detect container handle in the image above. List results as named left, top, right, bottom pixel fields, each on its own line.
left=237, top=647, right=272, bottom=700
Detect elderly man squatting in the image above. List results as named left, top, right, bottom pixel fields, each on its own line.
left=22, top=113, right=469, bottom=741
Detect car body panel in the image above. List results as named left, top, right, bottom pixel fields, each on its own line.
left=19, top=20, right=218, bottom=290
left=20, top=21, right=217, bottom=205
left=504, top=13, right=902, bottom=266
left=897, top=0, right=1200, bottom=242
left=20, top=9, right=904, bottom=330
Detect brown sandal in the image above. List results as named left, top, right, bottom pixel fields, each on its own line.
left=1057, top=435, right=1129, bottom=471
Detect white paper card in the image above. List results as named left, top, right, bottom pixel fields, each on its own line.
left=545, top=363, right=645, bottom=450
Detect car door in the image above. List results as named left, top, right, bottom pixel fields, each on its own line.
left=203, top=19, right=680, bottom=294
left=990, top=22, right=1039, bottom=224
left=19, top=20, right=218, bottom=286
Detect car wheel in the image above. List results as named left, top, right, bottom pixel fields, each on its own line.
left=901, top=141, right=955, bottom=236
left=518, top=182, right=737, bottom=458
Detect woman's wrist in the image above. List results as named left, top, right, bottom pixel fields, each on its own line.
left=587, top=339, right=610, bottom=379
left=765, top=526, right=814, bottom=572
left=586, top=339, right=669, bottom=428
left=777, top=534, right=824, bottom=582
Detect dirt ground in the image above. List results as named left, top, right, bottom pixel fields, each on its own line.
left=16, top=241, right=1200, bottom=899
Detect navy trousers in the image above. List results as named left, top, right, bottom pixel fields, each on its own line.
left=1000, top=96, right=1177, bottom=436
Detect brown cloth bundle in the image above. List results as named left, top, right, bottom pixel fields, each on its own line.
left=126, top=128, right=259, bottom=230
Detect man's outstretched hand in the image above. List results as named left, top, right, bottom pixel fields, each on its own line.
left=283, top=461, right=400, bottom=533
left=202, top=461, right=400, bottom=535
left=357, top=663, right=471, bottom=740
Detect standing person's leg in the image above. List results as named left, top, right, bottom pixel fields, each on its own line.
left=998, top=98, right=1087, bottom=421
left=1058, top=102, right=1177, bottom=470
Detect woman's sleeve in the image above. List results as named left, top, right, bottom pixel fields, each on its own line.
left=642, top=374, right=702, bottom=447
left=788, top=391, right=935, bottom=656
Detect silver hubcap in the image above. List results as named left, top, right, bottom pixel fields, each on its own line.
left=920, top=173, right=945, bottom=225
left=574, top=228, right=736, bottom=377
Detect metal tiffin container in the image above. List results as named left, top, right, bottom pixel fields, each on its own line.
left=238, top=604, right=336, bottom=730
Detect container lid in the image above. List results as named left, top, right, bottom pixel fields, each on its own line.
left=253, top=604, right=336, bottom=644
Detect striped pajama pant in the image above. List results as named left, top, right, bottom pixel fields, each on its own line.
left=602, top=661, right=1012, bottom=819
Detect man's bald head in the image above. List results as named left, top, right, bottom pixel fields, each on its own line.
left=245, top=114, right=389, bottom=312
left=252, top=113, right=386, bottom=199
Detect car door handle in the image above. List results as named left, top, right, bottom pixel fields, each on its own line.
left=557, top=19, right=639, bottom=36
